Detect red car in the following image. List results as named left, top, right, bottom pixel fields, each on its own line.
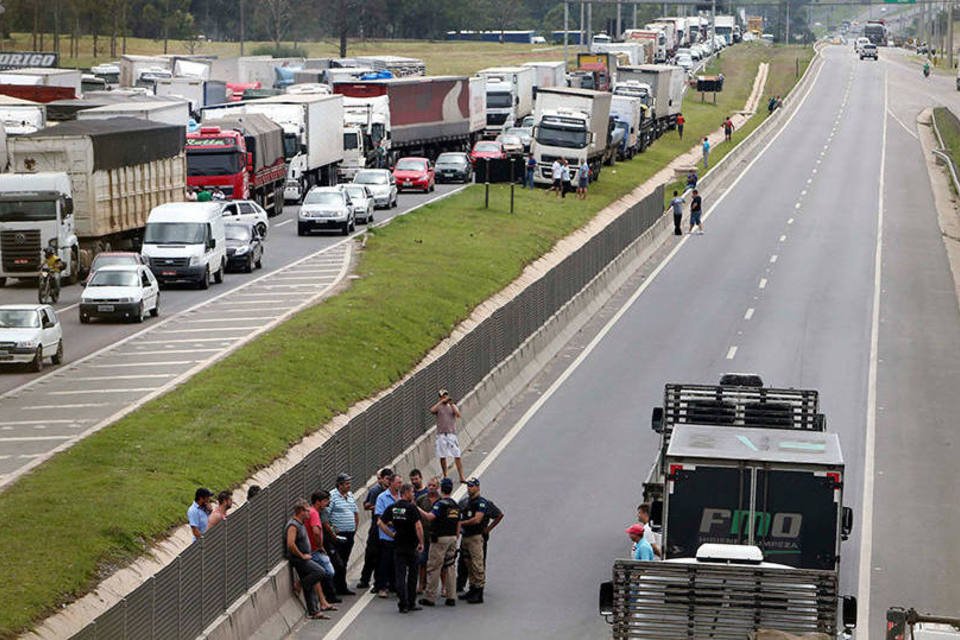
left=470, top=140, right=506, bottom=164
left=392, top=157, right=435, bottom=193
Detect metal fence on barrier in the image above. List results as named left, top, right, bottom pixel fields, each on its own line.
left=72, top=184, right=665, bottom=639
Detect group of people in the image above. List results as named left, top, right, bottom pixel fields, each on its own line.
left=767, top=95, right=783, bottom=115
left=669, top=188, right=705, bottom=235
left=185, top=186, right=226, bottom=202
left=549, top=157, right=592, bottom=200
left=187, top=487, right=238, bottom=541
left=626, top=503, right=663, bottom=561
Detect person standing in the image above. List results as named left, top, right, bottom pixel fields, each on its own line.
left=196, top=187, right=213, bottom=202
left=550, top=158, right=563, bottom=196
left=723, top=116, right=735, bottom=142
left=187, top=487, right=213, bottom=541
left=626, top=523, right=655, bottom=560
left=416, top=477, right=440, bottom=593
left=358, top=467, right=393, bottom=590
left=560, top=158, right=572, bottom=199
left=379, top=484, right=424, bottom=613
left=327, top=473, right=358, bottom=595
left=456, top=492, right=503, bottom=594
left=701, top=137, right=710, bottom=169
left=409, top=469, right=427, bottom=499
left=669, top=190, right=685, bottom=236
left=637, top=503, right=662, bottom=559
left=458, top=478, right=490, bottom=604
left=577, top=159, right=590, bottom=200
left=374, top=473, right=403, bottom=598
left=689, top=189, right=703, bottom=235
left=308, top=491, right=339, bottom=607
left=286, top=500, right=334, bottom=620
left=430, top=390, right=465, bottom=483
left=525, top=153, right=537, bottom=189
left=676, top=113, right=685, bottom=140
left=207, top=490, right=233, bottom=530
left=419, top=477, right=460, bottom=607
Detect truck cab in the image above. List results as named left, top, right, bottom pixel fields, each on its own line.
left=0, top=172, right=78, bottom=287
left=186, top=127, right=250, bottom=201
left=483, top=74, right=518, bottom=133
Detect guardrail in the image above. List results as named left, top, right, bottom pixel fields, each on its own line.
left=931, top=107, right=960, bottom=196
left=70, top=186, right=666, bottom=639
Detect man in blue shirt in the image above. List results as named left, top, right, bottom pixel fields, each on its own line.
left=373, top=472, right=402, bottom=597
left=187, top=487, right=212, bottom=542
left=626, top=523, right=655, bottom=561
left=358, top=467, right=392, bottom=590
left=327, top=473, right=359, bottom=595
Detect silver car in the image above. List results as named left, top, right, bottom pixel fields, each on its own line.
left=298, top=187, right=355, bottom=236
left=353, top=169, right=398, bottom=209
left=337, top=183, right=375, bottom=224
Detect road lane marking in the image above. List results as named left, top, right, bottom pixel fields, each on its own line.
left=788, top=218, right=794, bottom=225
left=275, top=219, right=293, bottom=227
left=795, top=202, right=801, bottom=209
left=759, top=278, right=768, bottom=289
left=0, top=436, right=71, bottom=442
left=886, top=107, right=919, bottom=140
left=122, top=349, right=223, bottom=356
left=134, top=337, right=235, bottom=344
left=744, top=308, right=755, bottom=320
left=22, top=403, right=112, bottom=410
left=779, top=235, right=787, bottom=242
left=726, top=346, right=738, bottom=360
left=0, top=419, right=90, bottom=426
left=176, top=317, right=275, bottom=324
left=76, top=374, right=177, bottom=381
left=87, top=361, right=199, bottom=368
left=150, top=327, right=260, bottom=334
left=48, top=388, right=156, bottom=395
left=770, top=255, right=778, bottom=263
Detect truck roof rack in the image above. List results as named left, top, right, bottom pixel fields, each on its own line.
left=656, top=383, right=823, bottom=433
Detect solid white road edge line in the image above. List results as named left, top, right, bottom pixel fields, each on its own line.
left=317, top=52, right=829, bottom=640
left=857, top=64, right=887, bottom=631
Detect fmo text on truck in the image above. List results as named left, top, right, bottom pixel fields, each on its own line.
left=531, top=87, right=612, bottom=186
left=598, top=376, right=858, bottom=639
left=186, top=113, right=287, bottom=216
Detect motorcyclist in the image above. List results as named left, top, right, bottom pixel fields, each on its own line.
left=923, top=60, right=931, bottom=77
left=42, top=247, right=65, bottom=299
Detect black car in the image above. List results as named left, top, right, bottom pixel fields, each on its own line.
left=225, top=222, right=264, bottom=273
left=435, top=152, right=473, bottom=183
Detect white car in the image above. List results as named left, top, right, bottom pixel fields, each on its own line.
left=299, top=187, right=355, bottom=236
left=0, top=304, right=63, bottom=371
left=676, top=54, right=693, bottom=71
left=80, top=265, right=160, bottom=324
left=353, top=168, right=398, bottom=209
left=337, top=184, right=375, bottom=224
left=690, top=45, right=703, bottom=60
left=219, top=200, right=270, bottom=237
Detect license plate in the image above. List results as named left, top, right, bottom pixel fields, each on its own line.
left=161, top=271, right=175, bottom=276
left=404, top=181, right=412, bottom=186
left=97, top=305, right=115, bottom=312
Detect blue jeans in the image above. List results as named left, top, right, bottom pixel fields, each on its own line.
left=311, top=551, right=335, bottom=578
left=525, top=169, right=535, bottom=189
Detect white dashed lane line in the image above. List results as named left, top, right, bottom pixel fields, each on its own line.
left=744, top=308, right=755, bottom=320
left=726, top=346, right=739, bottom=360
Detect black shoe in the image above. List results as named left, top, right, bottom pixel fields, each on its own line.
left=338, top=589, right=357, bottom=596
left=410, top=605, right=423, bottom=611
left=445, top=598, right=457, bottom=607
left=458, top=588, right=475, bottom=601
left=328, top=596, right=343, bottom=604
left=419, top=598, right=436, bottom=607
left=399, top=607, right=409, bottom=614
left=357, top=581, right=370, bottom=590
left=466, top=587, right=484, bottom=604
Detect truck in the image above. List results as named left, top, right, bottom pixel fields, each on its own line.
left=598, top=377, right=859, bottom=639
left=3, top=118, right=186, bottom=285
left=748, top=15, right=764, bottom=35
left=0, top=95, right=45, bottom=134
left=530, top=87, right=611, bottom=186
left=591, top=43, right=645, bottom=67
left=201, top=94, right=344, bottom=202
left=339, top=95, right=390, bottom=180
left=186, top=113, right=286, bottom=215
left=622, top=29, right=667, bottom=63
left=685, top=16, right=704, bottom=44
left=76, top=101, right=191, bottom=127
left=714, top=15, right=737, bottom=45
left=521, top=61, right=567, bottom=97
left=0, top=68, right=81, bottom=97
left=648, top=20, right=678, bottom=55
left=210, top=57, right=305, bottom=89
left=574, top=53, right=617, bottom=92
left=887, top=608, right=960, bottom=640
left=475, top=66, right=535, bottom=133
left=864, top=20, right=888, bottom=46
left=609, top=94, right=645, bottom=159
left=353, top=56, right=425, bottom=78
left=616, top=64, right=684, bottom=134
left=654, top=17, right=687, bottom=47
left=154, top=77, right=228, bottom=114
left=333, top=76, right=483, bottom=162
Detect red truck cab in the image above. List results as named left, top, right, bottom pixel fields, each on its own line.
left=186, top=126, right=250, bottom=200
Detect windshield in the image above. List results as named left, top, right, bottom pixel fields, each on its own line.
left=88, top=271, right=140, bottom=287
left=343, top=186, right=366, bottom=199
left=0, top=199, right=57, bottom=222
left=143, top=222, right=208, bottom=244
left=187, top=151, right=244, bottom=177
left=344, top=132, right=359, bottom=150
left=536, top=123, right=589, bottom=148
left=282, top=133, right=299, bottom=160
left=505, top=128, right=530, bottom=138
left=225, top=225, right=252, bottom=241
left=486, top=92, right=513, bottom=109
left=91, top=255, right=137, bottom=270
left=474, top=142, right=500, bottom=153
left=437, top=155, right=467, bottom=166
left=303, top=191, right=343, bottom=206
left=0, top=308, right=39, bottom=328
left=355, top=171, right=387, bottom=185
left=395, top=159, right=426, bottom=171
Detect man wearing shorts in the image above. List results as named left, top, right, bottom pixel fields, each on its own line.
left=430, top=389, right=465, bottom=482
left=550, top=159, right=562, bottom=196
left=689, top=189, right=703, bottom=234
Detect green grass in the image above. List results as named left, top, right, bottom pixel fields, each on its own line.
left=934, top=106, right=960, bottom=194
left=0, top=42, right=811, bottom=638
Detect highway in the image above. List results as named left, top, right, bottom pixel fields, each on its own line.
left=0, top=184, right=464, bottom=486
left=294, top=46, right=960, bottom=639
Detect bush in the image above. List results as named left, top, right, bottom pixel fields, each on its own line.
left=249, top=44, right=308, bottom=58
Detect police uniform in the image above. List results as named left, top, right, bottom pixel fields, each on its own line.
left=457, top=496, right=502, bottom=593
left=423, top=494, right=460, bottom=604
left=458, top=493, right=490, bottom=601
left=380, top=498, right=421, bottom=612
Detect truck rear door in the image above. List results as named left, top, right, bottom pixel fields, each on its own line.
left=664, top=465, right=752, bottom=559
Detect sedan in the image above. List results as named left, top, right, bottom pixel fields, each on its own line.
left=676, top=54, right=693, bottom=71
left=392, top=157, right=435, bottom=193
left=435, top=152, right=473, bottom=183
left=299, top=187, right=355, bottom=236
left=219, top=200, right=270, bottom=236
left=0, top=304, right=63, bottom=371
left=353, top=169, right=398, bottom=209
left=498, top=133, right=524, bottom=155
left=470, top=140, right=506, bottom=164
left=83, top=251, right=147, bottom=286
left=337, top=184, right=376, bottom=224
left=503, top=126, right=533, bottom=151
left=80, top=265, right=159, bottom=324
left=225, top=222, right=264, bottom=273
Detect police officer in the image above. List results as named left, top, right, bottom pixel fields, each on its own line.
left=418, top=477, right=460, bottom=607
left=457, top=478, right=502, bottom=604
left=456, top=484, right=503, bottom=597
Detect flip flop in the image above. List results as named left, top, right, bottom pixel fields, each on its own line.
left=309, top=612, right=331, bottom=620
left=320, top=605, right=339, bottom=612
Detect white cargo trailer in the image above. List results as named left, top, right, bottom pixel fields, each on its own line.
left=77, top=101, right=191, bottom=127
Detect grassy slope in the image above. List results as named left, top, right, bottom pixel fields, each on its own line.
left=934, top=107, right=960, bottom=194
left=0, top=43, right=810, bottom=637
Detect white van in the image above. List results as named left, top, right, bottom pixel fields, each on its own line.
left=141, top=202, right=226, bottom=289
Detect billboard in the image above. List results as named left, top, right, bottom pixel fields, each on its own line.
left=0, top=52, right=60, bottom=70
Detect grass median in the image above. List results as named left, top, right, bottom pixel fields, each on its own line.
left=0, top=43, right=811, bottom=637
left=934, top=106, right=960, bottom=192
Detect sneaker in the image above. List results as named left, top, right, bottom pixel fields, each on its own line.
left=445, top=598, right=457, bottom=607
left=419, top=598, right=436, bottom=607
left=378, top=590, right=389, bottom=599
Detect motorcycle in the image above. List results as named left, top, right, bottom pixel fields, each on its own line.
left=924, top=64, right=931, bottom=78
left=38, top=265, right=60, bottom=304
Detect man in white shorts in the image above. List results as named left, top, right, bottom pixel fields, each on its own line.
left=430, top=389, right=465, bottom=483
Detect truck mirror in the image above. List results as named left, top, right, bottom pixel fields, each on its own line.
left=651, top=407, right=664, bottom=433
left=842, top=595, right=858, bottom=629
left=841, top=506, right=854, bottom=539
left=63, top=197, right=74, bottom=216
left=651, top=500, right=663, bottom=524
left=301, top=143, right=307, bottom=154
left=598, top=581, right=614, bottom=618
left=208, top=238, right=216, bottom=250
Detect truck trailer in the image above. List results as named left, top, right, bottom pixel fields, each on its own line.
left=0, top=95, right=45, bottom=134
left=530, top=87, right=611, bottom=186
left=476, top=66, right=535, bottom=134
left=617, top=64, right=685, bottom=133
left=77, top=101, right=191, bottom=127
left=154, top=77, right=228, bottom=114
left=522, top=61, right=567, bottom=96
left=4, top=118, right=186, bottom=284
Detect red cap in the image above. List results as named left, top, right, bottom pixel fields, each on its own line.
left=625, top=523, right=645, bottom=536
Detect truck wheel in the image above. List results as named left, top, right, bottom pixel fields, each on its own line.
left=199, top=267, right=210, bottom=290
left=274, top=188, right=284, bottom=216
left=256, top=222, right=267, bottom=237
left=31, top=347, right=43, bottom=372
left=298, top=223, right=308, bottom=236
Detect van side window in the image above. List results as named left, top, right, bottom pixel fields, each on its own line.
left=206, top=223, right=213, bottom=243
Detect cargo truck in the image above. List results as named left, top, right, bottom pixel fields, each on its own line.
left=0, top=68, right=81, bottom=97
left=76, top=101, right=191, bottom=127
left=591, top=42, right=645, bottom=67
left=476, top=66, right=535, bottom=133
left=623, top=29, right=667, bottom=63
left=210, top=56, right=305, bottom=89
left=3, top=118, right=186, bottom=285
left=154, top=77, right=228, bottom=114
left=598, top=376, right=858, bottom=639
left=714, top=15, right=737, bottom=45
left=333, top=76, right=483, bottom=162
left=186, top=113, right=286, bottom=215
left=576, top=53, right=617, bottom=92
left=617, top=64, right=684, bottom=134
left=0, top=95, right=45, bottom=134
left=747, top=16, right=764, bottom=35
left=522, top=61, right=567, bottom=97
left=202, top=94, right=344, bottom=202
left=886, top=608, right=960, bottom=640
left=530, top=87, right=611, bottom=186
left=340, top=95, right=390, bottom=180
left=609, top=94, right=644, bottom=159
left=648, top=20, right=678, bottom=55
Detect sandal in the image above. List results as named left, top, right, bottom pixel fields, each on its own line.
left=309, top=612, right=331, bottom=620
left=320, top=605, right=339, bottom=612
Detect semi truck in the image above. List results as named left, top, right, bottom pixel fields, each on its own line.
left=333, top=76, right=485, bottom=162
left=202, top=94, right=344, bottom=202
left=186, top=113, right=286, bottom=215
left=714, top=15, right=738, bottom=45
left=522, top=61, right=567, bottom=97
left=0, top=95, right=45, bottom=134
left=574, top=53, right=616, bottom=92
left=476, top=66, right=535, bottom=133
left=530, top=87, right=611, bottom=186
left=623, top=29, right=667, bottom=63
left=0, top=68, right=81, bottom=98
left=609, top=94, right=645, bottom=159
left=2, top=118, right=186, bottom=285
left=616, top=64, right=685, bottom=134
left=76, top=101, right=191, bottom=127
left=339, top=95, right=390, bottom=180
left=591, top=42, right=646, bottom=67
left=599, top=376, right=858, bottom=639
left=154, top=77, right=228, bottom=114
left=748, top=15, right=764, bottom=36
left=210, top=56, right=305, bottom=89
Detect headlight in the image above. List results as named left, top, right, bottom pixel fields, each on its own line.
left=119, top=297, right=134, bottom=303
left=189, top=255, right=201, bottom=266
left=235, top=246, right=249, bottom=255
left=16, top=339, right=38, bottom=348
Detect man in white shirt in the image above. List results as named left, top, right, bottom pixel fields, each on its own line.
left=551, top=159, right=563, bottom=196
left=637, top=503, right=662, bottom=559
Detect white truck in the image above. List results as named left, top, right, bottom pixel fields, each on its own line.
left=530, top=87, right=611, bottom=186
left=76, top=101, right=191, bottom=127
left=0, top=68, right=81, bottom=98
left=3, top=119, right=185, bottom=286
left=714, top=15, right=737, bottom=45
left=685, top=16, right=703, bottom=45
left=617, top=64, right=685, bottom=134
left=154, top=77, right=228, bottom=113
left=202, top=93, right=344, bottom=202
left=0, top=95, right=45, bottom=135
left=340, top=95, right=391, bottom=181
left=623, top=29, right=668, bottom=63
left=648, top=20, right=678, bottom=55
left=209, top=56, right=305, bottom=88
left=476, top=66, right=535, bottom=133
left=522, top=61, right=566, bottom=96
left=591, top=43, right=646, bottom=67
left=609, top=94, right=645, bottom=159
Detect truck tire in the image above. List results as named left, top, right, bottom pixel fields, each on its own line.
left=199, top=267, right=210, bottom=290
left=274, top=188, right=284, bottom=216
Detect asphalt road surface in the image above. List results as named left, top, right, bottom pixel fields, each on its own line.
left=0, top=183, right=464, bottom=485
left=293, top=46, right=960, bottom=640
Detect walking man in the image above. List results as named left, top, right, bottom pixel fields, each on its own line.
left=723, top=116, right=735, bottom=142
left=379, top=484, right=424, bottom=613
left=374, top=472, right=403, bottom=598
left=327, top=473, right=358, bottom=595
left=670, top=190, right=684, bottom=236
left=431, top=390, right=465, bottom=483
left=676, top=113, right=685, bottom=140
left=525, top=153, right=537, bottom=189
left=689, top=189, right=703, bottom=234
left=458, top=478, right=490, bottom=604
left=188, top=487, right=212, bottom=541
left=286, top=500, right=334, bottom=620
left=701, top=137, right=710, bottom=169
left=419, top=477, right=460, bottom=607
left=358, top=467, right=392, bottom=590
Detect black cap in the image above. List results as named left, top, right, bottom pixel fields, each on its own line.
left=465, top=478, right=480, bottom=487
left=336, top=473, right=352, bottom=484
left=440, top=478, right=454, bottom=493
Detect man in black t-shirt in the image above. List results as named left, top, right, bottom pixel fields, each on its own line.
left=379, top=483, right=423, bottom=613
left=418, top=477, right=460, bottom=607
left=456, top=488, right=504, bottom=596
left=457, top=478, right=503, bottom=604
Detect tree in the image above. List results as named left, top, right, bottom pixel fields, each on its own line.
left=258, top=0, right=291, bottom=52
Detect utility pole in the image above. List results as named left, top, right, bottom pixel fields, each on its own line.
left=564, top=0, right=569, bottom=69
left=786, top=1, right=790, bottom=44
left=711, top=0, right=716, bottom=45
left=950, top=0, right=954, bottom=69
left=587, top=1, right=593, bottom=49
left=633, top=2, right=638, bottom=29
left=617, top=0, right=622, bottom=40
left=580, top=1, right=586, bottom=51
